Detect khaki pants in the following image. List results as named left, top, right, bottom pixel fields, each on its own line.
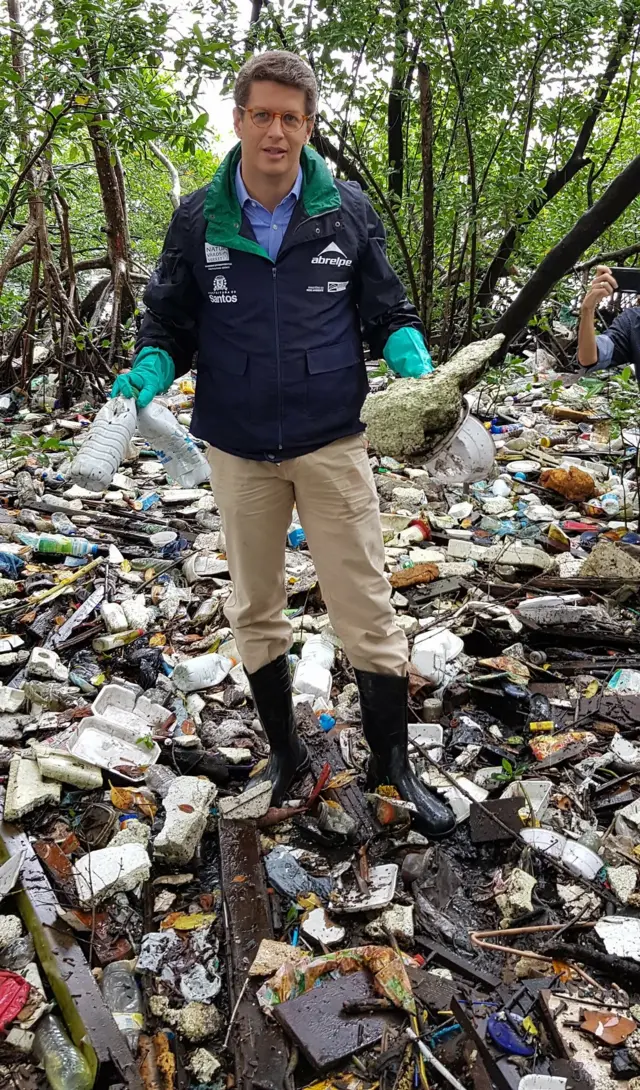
left=207, top=435, right=408, bottom=676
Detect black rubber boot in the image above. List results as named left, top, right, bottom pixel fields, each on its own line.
left=246, top=655, right=310, bottom=806
left=355, top=669, right=456, bottom=839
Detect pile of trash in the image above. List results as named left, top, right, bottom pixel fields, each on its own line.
left=1, top=348, right=640, bottom=1090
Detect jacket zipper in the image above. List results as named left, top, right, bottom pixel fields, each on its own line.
left=272, top=266, right=283, bottom=451
left=272, top=208, right=338, bottom=453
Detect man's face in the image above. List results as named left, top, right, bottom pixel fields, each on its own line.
left=233, top=80, right=313, bottom=179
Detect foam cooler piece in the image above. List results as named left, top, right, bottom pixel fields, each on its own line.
left=3, top=756, right=61, bottom=821
left=73, top=843, right=151, bottom=905
left=361, top=334, right=504, bottom=459
left=154, top=777, right=217, bottom=864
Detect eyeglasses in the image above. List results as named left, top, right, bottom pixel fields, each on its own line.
left=238, top=105, right=313, bottom=134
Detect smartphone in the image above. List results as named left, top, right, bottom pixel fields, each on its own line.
left=611, top=267, right=640, bottom=293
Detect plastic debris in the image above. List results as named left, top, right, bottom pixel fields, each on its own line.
left=3, top=346, right=640, bottom=1090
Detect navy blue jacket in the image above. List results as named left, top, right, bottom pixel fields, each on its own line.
left=137, top=144, right=422, bottom=461
left=594, top=306, right=640, bottom=371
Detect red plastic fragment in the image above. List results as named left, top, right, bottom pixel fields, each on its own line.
left=0, top=969, right=30, bottom=1032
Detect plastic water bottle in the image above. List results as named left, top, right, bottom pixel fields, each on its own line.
left=287, top=514, right=306, bottom=548
left=137, top=401, right=209, bottom=487
left=101, top=961, right=144, bottom=1052
left=17, top=532, right=99, bottom=557
left=33, top=1013, right=93, bottom=1090
left=68, top=396, right=137, bottom=492
left=490, top=421, right=523, bottom=436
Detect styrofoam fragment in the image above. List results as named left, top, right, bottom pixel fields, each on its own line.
left=3, top=756, right=61, bottom=821
left=154, top=777, right=217, bottom=864
left=73, top=843, right=151, bottom=906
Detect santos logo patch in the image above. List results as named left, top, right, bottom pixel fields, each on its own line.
left=205, top=243, right=231, bottom=267
left=311, top=242, right=352, bottom=268
left=208, top=274, right=238, bottom=304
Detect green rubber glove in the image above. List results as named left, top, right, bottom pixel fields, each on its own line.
left=383, top=326, right=434, bottom=378
left=111, top=347, right=176, bottom=408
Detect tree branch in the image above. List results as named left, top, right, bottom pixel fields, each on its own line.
left=476, top=5, right=637, bottom=311
left=149, top=142, right=180, bottom=210
left=0, top=218, right=36, bottom=295
left=492, top=152, right=640, bottom=345
left=0, top=106, right=71, bottom=232
left=433, top=0, right=477, bottom=343
left=388, top=0, right=410, bottom=199
left=310, top=127, right=368, bottom=189
left=320, top=113, right=419, bottom=305
left=575, top=241, right=640, bottom=272
left=418, top=62, right=434, bottom=338
left=588, top=24, right=639, bottom=206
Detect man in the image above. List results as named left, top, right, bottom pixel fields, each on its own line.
left=113, top=50, right=455, bottom=838
left=578, top=264, right=640, bottom=370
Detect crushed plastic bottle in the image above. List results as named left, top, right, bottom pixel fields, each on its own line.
left=101, top=961, right=144, bottom=1052
left=172, top=651, right=234, bottom=692
left=92, top=628, right=144, bottom=652
left=293, top=634, right=335, bottom=702
left=68, top=395, right=137, bottom=492
left=600, top=491, right=621, bottom=516
left=14, top=469, right=39, bottom=507
left=137, top=400, right=209, bottom=488
left=33, top=1012, right=93, bottom=1090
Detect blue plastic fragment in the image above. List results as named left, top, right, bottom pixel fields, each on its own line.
left=487, top=1012, right=535, bottom=1056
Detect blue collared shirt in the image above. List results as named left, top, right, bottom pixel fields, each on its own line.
left=235, top=163, right=303, bottom=261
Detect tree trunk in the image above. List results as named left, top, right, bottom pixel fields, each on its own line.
left=492, top=152, right=640, bottom=345
left=82, top=16, right=132, bottom=363
left=88, top=128, right=129, bottom=277
left=5, top=0, right=38, bottom=221
left=245, top=0, right=265, bottom=51
left=0, top=219, right=36, bottom=295
left=418, top=63, right=434, bottom=340
left=476, top=4, right=637, bottom=311
left=21, top=237, right=40, bottom=390
left=387, top=0, right=409, bottom=200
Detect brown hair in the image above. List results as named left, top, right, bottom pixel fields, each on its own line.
left=234, top=51, right=318, bottom=116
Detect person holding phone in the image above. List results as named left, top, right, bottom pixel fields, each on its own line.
left=578, top=264, right=640, bottom=371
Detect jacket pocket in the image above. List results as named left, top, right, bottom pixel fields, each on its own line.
left=212, top=345, right=248, bottom=376
left=307, top=340, right=359, bottom=375
left=306, top=340, right=361, bottom=418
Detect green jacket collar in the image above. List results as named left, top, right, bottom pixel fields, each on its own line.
left=203, top=143, right=341, bottom=259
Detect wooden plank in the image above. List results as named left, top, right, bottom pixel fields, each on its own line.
left=0, top=811, right=142, bottom=1089
left=415, top=936, right=501, bottom=989
left=219, top=818, right=289, bottom=1090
